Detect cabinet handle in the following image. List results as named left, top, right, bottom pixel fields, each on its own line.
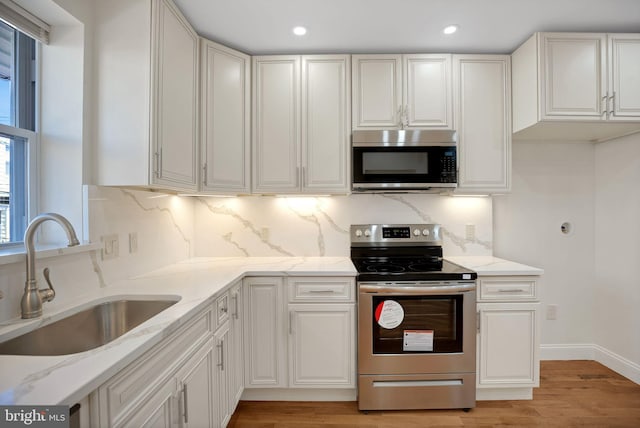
left=609, top=91, right=616, bottom=116
left=182, top=383, right=189, bottom=423
left=154, top=150, right=162, bottom=178
left=202, top=163, right=208, bottom=186
left=302, top=166, right=306, bottom=188
left=602, top=94, right=608, bottom=118
left=289, top=311, right=294, bottom=335
left=404, top=105, right=409, bottom=127
left=498, top=288, right=525, bottom=293
left=476, top=312, right=480, bottom=332
left=217, top=342, right=224, bottom=370
left=308, top=289, right=336, bottom=294
left=232, top=293, right=239, bottom=319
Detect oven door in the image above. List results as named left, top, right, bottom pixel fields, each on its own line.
left=358, top=282, right=476, bottom=375
left=352, top=145, right=457, bottom=191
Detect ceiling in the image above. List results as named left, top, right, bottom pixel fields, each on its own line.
left=174, top=0, right=640, bottom=55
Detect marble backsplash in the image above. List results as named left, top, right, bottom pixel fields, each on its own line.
left=194, top=193, right=492, bottom=257
left=0, top=186, right=492, bottom=322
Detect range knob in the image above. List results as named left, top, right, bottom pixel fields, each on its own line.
left=413, top=229, right=421, bottom=236
left=422, top=229, right=430, bottom=236
left=355, top=229, right=363, bottom=237
left=364, top=229, right=371, bottom=237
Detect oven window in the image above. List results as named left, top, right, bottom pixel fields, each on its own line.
left=362, top=152, right=428, bottom=175
left=372, top=295, right=463, bottom=354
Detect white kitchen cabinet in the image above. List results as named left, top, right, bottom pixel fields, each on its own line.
left=200, top=39, right=251, bottom=194
left=512, top=32, right=640, bottom=142
left=352, top=54, right=452, bottom=130
left=288, top=303, right=355, bottom=387
left=176, top=339, right=215, bottom=428
left=94, top=0, right=199, bottom=191
left=243, top=277, right=287, bottom=387
left=228, top=282, right=244, bottom=412
left=476, top=276, right=540, bottom=400
left=94, top=307, right=213, bottom=427
left=453, top=55, right=511, bottom=194
left=243, top=276, right=357, bottom=396
left=252, top=55, right=350, bottom=194
left=213, top=321, right=231, bottom=427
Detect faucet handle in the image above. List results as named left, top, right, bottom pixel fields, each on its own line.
left=40, top=267, right=56, bottom=303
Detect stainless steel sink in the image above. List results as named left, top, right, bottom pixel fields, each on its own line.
left=0, top=299, right=179, bottom=356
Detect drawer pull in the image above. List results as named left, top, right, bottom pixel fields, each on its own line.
left=308, top=289, right=336, bottom=294
left=498, top=288, right=525, bottom=293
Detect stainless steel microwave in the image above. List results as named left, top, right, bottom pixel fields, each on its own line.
left=351, top=130, right=457, bottom=192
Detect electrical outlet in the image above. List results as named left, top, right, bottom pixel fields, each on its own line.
left=465, top=224, right=476, bottom=241
left=260, top=227, right=270, bottom=241
left=546, top=304, right=558, bottom=320
left=101, top=234, right=119, bottom=260
left=129, top=232, right=138, bottom=253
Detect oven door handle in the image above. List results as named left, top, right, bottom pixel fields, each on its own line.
left=359, top=282, right=476, bottom=295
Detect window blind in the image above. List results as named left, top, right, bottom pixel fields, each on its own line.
left=0, top=0, right=49, bottom=44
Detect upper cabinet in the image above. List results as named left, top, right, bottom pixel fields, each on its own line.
left=352, top=54, right=452, bottom=130
left=253, top=55, right=351, bottom=194
left=200, top=39, right=251, bottom=194
left=94, top=0, right=199, bottom=191
left=512, top=32, right=640, bottom=142
left=454, top=55, right=511, bottom=194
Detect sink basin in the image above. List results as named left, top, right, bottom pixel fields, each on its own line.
left=0, top=299, right=179, bottom=356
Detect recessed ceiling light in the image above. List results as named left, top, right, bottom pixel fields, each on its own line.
left=293, top=26, right=307, bottom=36
left=443, top=25, right=458, bottom=35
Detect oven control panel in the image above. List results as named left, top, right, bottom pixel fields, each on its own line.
left=351, top=224, right=442, bottom=245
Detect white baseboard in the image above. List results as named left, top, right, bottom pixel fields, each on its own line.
left=540, top=343, right=640, bottom=385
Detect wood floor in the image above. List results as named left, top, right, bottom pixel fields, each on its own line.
left=228, top=361, right=640, bottom=427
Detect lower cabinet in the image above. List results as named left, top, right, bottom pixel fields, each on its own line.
left=93, top=308, right=214, bottom=427
left=243, top=276, right=356, bottom=392
left=476, top=276, right=541, bottom=400
left=93, top=286, right=243, bottom=428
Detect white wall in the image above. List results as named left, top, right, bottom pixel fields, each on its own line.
left=594, top=133, right=640, bottom=374
left=493, top=140, right=596, bottom=346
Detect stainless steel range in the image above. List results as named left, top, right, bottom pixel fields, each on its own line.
left=351, top=224, right=477, bottom=411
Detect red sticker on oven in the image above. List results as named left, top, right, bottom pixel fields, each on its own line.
left=374, top=300, right=404, bottom=329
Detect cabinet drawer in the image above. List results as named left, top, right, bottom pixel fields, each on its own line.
left=287, top=277, right=355, bottom=302
left=479, top=278, right=537, bottom=301
left=98, top=308, right=212, bottom=426
left=215, top=292, right=230, bottom=328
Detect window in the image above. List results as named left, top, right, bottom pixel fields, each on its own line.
left=0, top=19, right=37, bottom=245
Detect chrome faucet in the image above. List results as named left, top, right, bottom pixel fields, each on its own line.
left=21, top=213, right=80, bottom=319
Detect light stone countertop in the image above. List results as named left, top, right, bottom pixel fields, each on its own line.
left=0, top=257, right=357, bottom=406
left=447, top=256, right=544, bottom=276
left=0, top=255, right=541, bottom=407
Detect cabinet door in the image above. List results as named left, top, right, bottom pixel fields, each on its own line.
left=151, top=0, right=199, bottom=190
left=301, top=55, right=351, bottom=194
left=477, top=303, right=540, bottom=387
left=288, top=304, right=355, bottom=387
left=229, top=282, right=244, bottom=412
left=540, top=33, right=607, bottom=120
left=121, top=379, right=177, bottom=428
left=214, top=322, right=231, bottom=428
left=404, top=54, right=452, bottom=128
left=252, top=56, right=301, bottom=193
left=177, top=340, right=214, bottom=428
left=609, top=34, right=640, bottom=120
left=243, top=277, right=287, bottom=387
left=201, top=40, right=251, bottom=193
left=352, top=55, right=403, bottom=129
left=454, top=55, right=511, bottom=193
